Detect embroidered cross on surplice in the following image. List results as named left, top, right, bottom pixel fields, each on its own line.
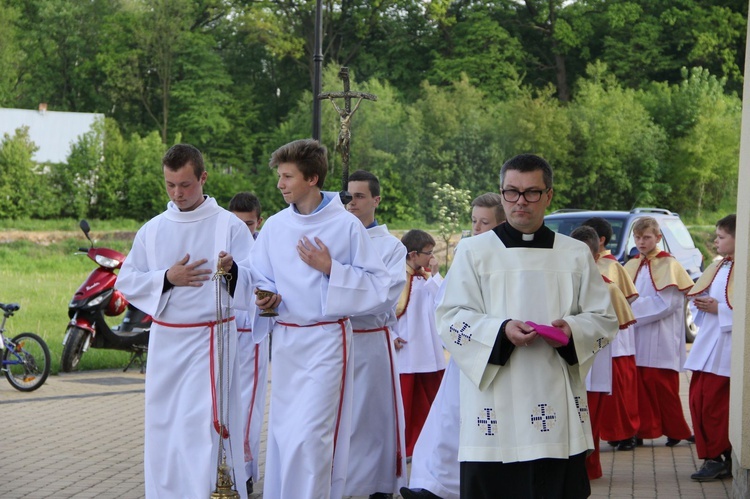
left=530, top=403, right=557, bottom=432
left=450, top=321, right=472, bottom=346
left=575, top=396, right=589, bottom=423
left=592, top=336, right=608, bottom=354
left=477, top=407, right=498, bottom=436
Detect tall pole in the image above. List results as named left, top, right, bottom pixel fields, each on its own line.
left=312, top=0, right=323, bottom=140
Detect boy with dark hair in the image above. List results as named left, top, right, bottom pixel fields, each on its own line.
left=117, top=143, right=254, bottom=498
left=228, top=191, right=267, bottom=495
left=344, top=169, right=408, bottom=499
left=685, top=214, right=736, bottom=481
left=229, top=192, right=263, bottom=238
left=396, top=229, right=446, bottom=459
left=582, top=217, right=640, bottom=451
left=624, top=217, right=694, bottom=447
left=248, top=139, right=390, bottom=499
left=570, top=225, right=636, bottom=480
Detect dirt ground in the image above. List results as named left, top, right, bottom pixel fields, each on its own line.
left=0, top=230, right=137, bottom=245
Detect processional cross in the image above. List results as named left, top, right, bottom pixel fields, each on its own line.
left=318, top=67, right=377, bottom=205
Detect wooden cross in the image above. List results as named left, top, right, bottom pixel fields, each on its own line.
left=318, top=67, right=377, bottom=204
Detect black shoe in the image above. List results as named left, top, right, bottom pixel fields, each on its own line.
left=399, top=487, right=443, bottom=499
left=635, top=437, right=644, bottom=446
left=691, top=459, right=730, bottom=481
left=369, top=494, right=393, bottom=499
left=722, top=450, right=733, bottom=477
left=617, top=437, right=636, bottom=451
left=246, top=477, right=253, bottom=495
left=665, top=437, right=681, bottom=447
left=607, top=440, right=619, bottom=447
left=687, top=434, right=695, bottom=443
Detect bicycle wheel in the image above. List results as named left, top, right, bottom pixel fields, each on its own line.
left=3, top=332, right=51, bottom=392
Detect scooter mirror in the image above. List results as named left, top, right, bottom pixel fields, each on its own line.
left=79, top=220, right=90, bottom=235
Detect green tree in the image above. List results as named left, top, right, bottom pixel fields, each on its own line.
left=640, top=67, right=741, bottom=215
left=5, top=0, right=112, bottom=111
left=402, top=77, right=504, bottom=220
left=55, top=122, right=105, bottom=219
left=495, top=86, right=574, bottom=208
left=124, top=131, right=169, bottom=220
left=0, top=127, right=39, bottom=218
left=92, top=119, right=129, bottom=220
left=595, top=1, right=746, bottom=95
left=566, top=62, right=667, bottom=210
left=0, top=2, right=22, bottom=105
left=429, top=10, right=525, bottom=100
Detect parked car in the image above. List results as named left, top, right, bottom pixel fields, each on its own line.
left=544, top=207, right=704, bottom=342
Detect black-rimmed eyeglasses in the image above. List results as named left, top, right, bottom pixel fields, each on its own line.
left=501, top=188, right=550, bottom=203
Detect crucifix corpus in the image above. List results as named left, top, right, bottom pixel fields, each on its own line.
left=318, top=67, right=377, bottom=205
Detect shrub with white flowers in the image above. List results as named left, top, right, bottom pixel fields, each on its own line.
left=429, top=182, right=471, bottom=269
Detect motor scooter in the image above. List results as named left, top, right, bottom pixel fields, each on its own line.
left=61, top=220, right=151, bottom=373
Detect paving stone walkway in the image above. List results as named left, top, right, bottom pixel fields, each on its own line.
left=0, top=367, right=732, bottom=498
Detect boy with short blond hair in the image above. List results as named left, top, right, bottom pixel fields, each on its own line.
left=396, top=229, right=446, bottom=459
left=624, top=216, right=694, bottom=446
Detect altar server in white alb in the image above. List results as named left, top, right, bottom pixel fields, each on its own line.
left=402, top=192, right=505, bottom=499
left=685, top=214, right=735, bottom=481
left=116, top=144, right=254, bottom=499
left=623, top=217, right=694, bottom=447
left=395, top=229, right=446, bottom=458
left=248, top=139, right=391, bottom=499
left=343, top=170, right=408, bottom=499
left=228, top=192, right=270, bottom=497
left=570, top=225, right=635, bottom=481
left=437, top=154, right=618, bottom=499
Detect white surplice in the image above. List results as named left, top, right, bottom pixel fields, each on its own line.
left=684, top=262, right=733, bottom=377
left=248, top=192, right=391, bottom=499
left=395, top=273, right=446, bottom=374
left=344, top=223, right=408, bottom=496
left=631, top=265, right=687, bottom=371
left=116, top=197, right=253, bottom=499
left=408, top=357, right=461, bottom=499
left=437, top=231, right=618, bottom=463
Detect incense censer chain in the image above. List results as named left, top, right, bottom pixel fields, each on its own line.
left=210, top=259, right=239, bottom=499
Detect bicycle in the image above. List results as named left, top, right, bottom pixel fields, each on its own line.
left=1, top=302, right=51, bottom=391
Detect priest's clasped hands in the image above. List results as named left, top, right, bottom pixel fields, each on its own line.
left=504, top=319, right=572, bottom=348
left=166, top=252, right=235, bottom=287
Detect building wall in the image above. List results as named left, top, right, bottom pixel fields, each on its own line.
left=0, top=107, right=104, bottom=163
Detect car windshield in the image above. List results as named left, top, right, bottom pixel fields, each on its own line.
left=661, top=218, right=696, bottom=249
left=545, top=216, right=627, bottom=254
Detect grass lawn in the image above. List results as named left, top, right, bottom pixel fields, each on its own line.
left=0, top=218, right=718, bottom=378
left=1, top=234, right=137, bottom=375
